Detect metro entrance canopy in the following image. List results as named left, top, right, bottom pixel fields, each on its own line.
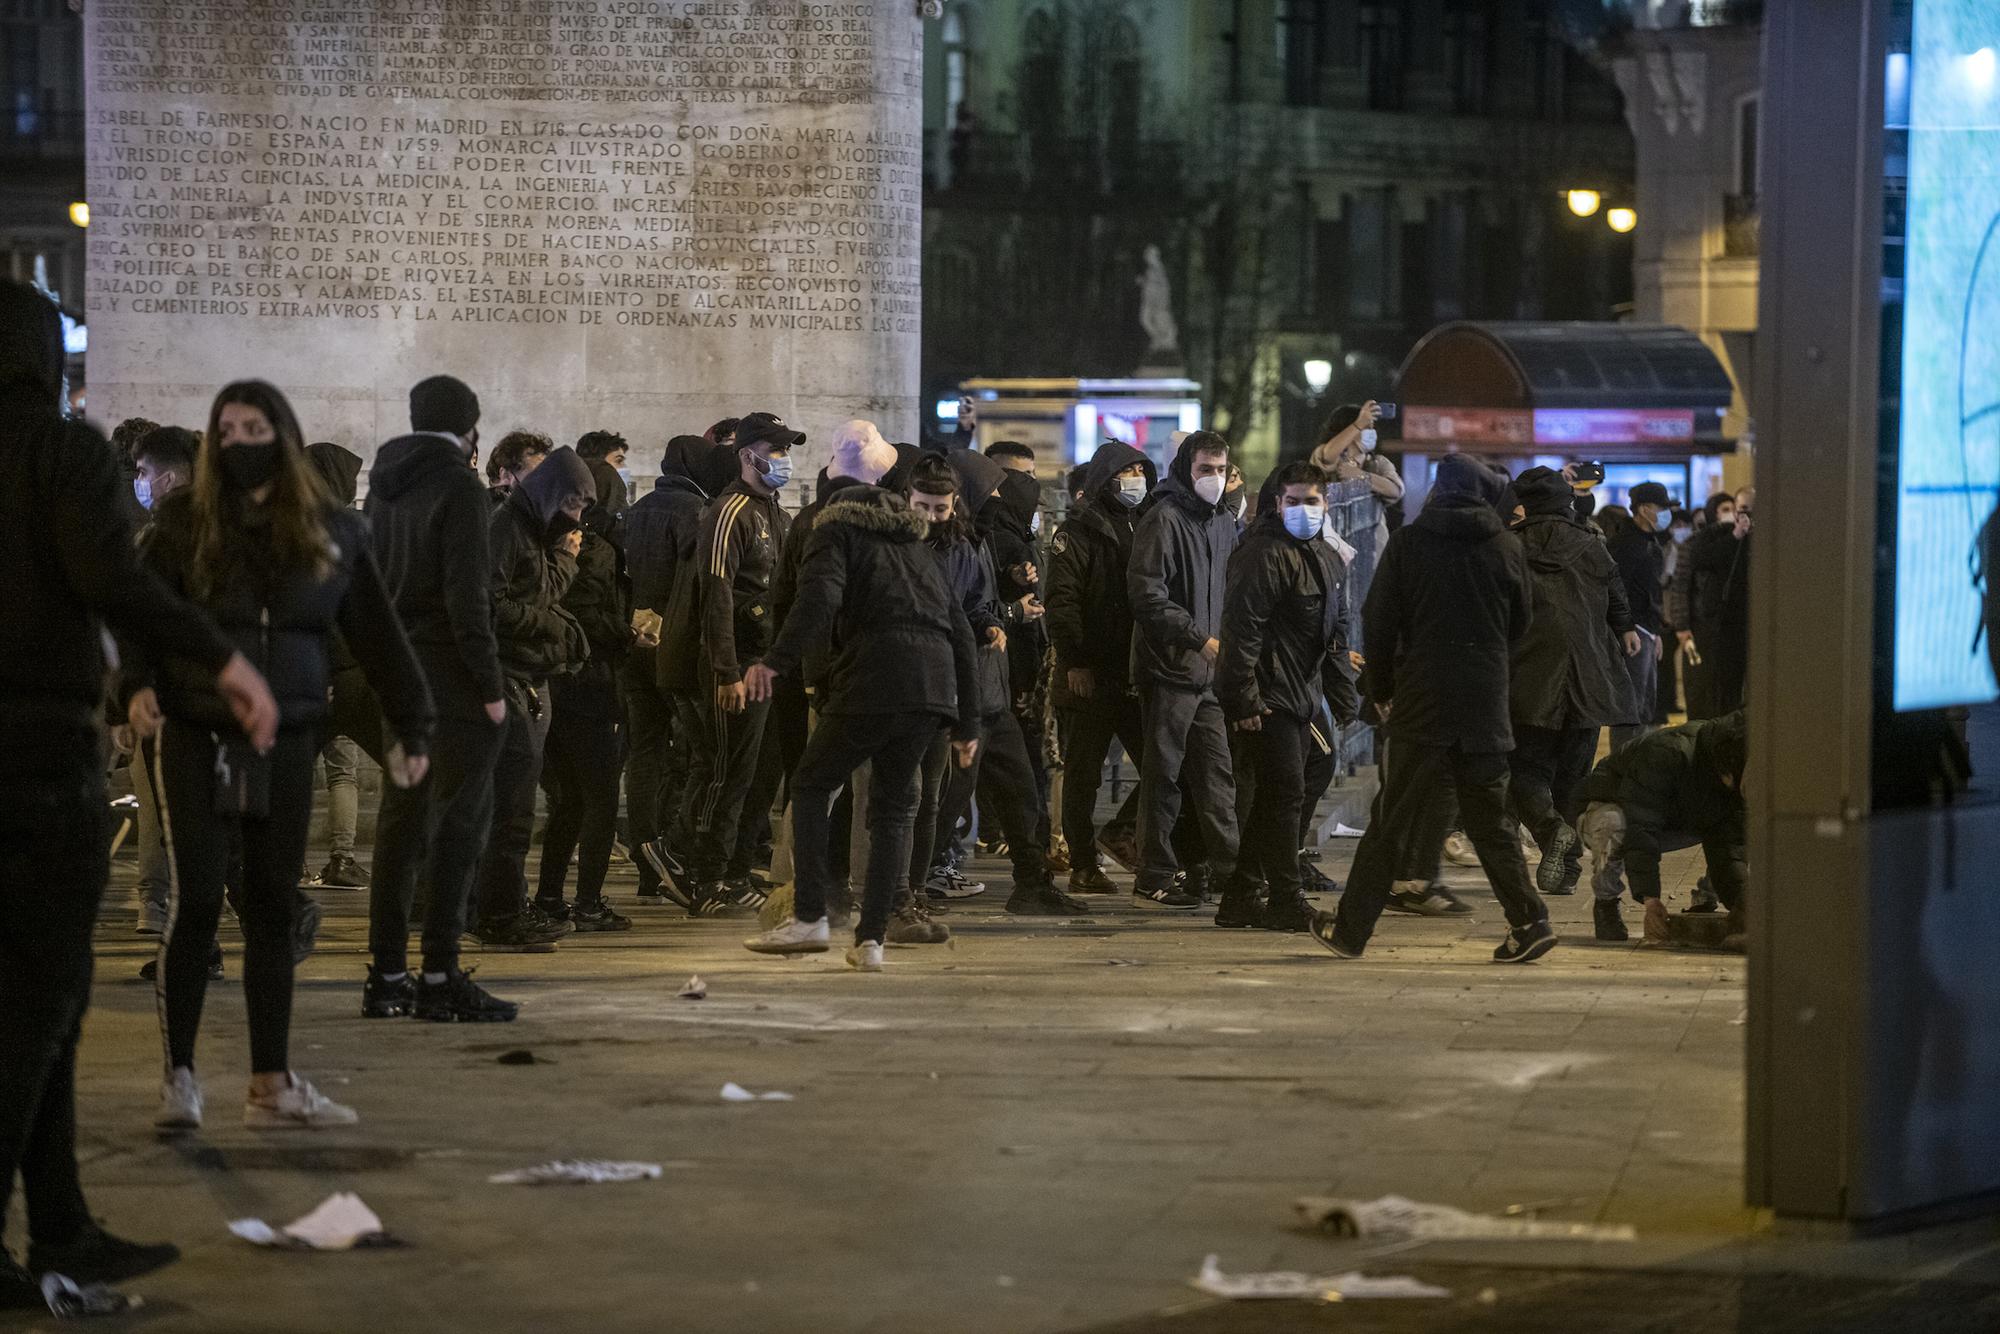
left=1395, top=321, right=1736, bottom=460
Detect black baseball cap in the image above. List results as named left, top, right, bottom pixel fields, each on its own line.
left=734, top=411, right=805, bottom=450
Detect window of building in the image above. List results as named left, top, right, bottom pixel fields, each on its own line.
left=1442, top=0, right=1491, bottom=114
left=1105, top=15, right=1142, bottom=169
left=1276, top=0, right=1326, bottom=107
left=1347, top=188, right=1400, bottom=321
left=1428, top=193, right=1473, bottom=321
left=1020, top=11, right=1065, bottom=168
left=1736, top=92, right=1761, bottom=197
left=1358, top=3, right=1406, bottom=112
left=2, top=15, right=40, bottom=138
left=943, top=8, right=969, bottom=128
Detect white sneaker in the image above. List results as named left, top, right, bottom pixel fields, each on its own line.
left=1442, top=832, right=1481, bottom=867
left=154, top=1066, right=202, bottom=1130
left=243, top=1073, right=358, bottom=1130
left=743, top=916, right=831, bottom=955
left=844, top=941, right=885, bottom=972
left=925, top=866, right=986, bottom=899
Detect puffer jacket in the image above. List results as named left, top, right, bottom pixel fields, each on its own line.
left=760, top=486, right=979, bottom=738
left=491, top=447, right=593, bottom=685
left=770, top=470, right=867, bottom=692
left=1581, top=711, right=1747, bottom=903
left=1127, top=435, right=1237, bottom=693
left=1217, top=507, right=1351, bottom=724
left=1044, top=440, right=1155, bottom=714
left=1509, top=511, right=1636, bottom=730
left=125, top=488, right=433, bottom=752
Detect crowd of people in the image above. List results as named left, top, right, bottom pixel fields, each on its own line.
left=0, top=275, right=1752, bottom=1302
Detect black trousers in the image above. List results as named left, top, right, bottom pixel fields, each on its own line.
left=1333, top=738, right=1545, bottom=946
left=932, top=708, right=1048, bottom=890
left=476, top=680, right=552, bottom=928
left=539, top=664, right=625, bottom=908
left=1136, top=685, right=1238, bottom=887
left=0, top=709, right=102, bottom=1249
left=1507, top=724, right=1599, bottom=854
left=159, top=722, right=318, bottom=1074
left=622, top=656, right=675, bottom=896
left=1227, top=714, right=1310, bottom=899
left=676, top=688, right=770, bottom=884
left=1301, top=714, right=1337, bottom=846
left=739, top=700, right=787, bottom=867
left=793, top=710, right=935, bottom=944
left=1059, top=698, right=1145, bottom=869
left=370, top=706, right=504, bottom=975
left=1018, top=706, right=1053, bottom=849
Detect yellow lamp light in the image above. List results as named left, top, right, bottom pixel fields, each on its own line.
left=68, top=201, right=90, bottom=228
left=1566, top=189, right=1601, bottom=218
left=1607, top=207, right=1638, bottom=234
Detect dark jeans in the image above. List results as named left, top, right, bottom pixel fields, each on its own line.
left=622, top=656, right=675, bottom=896
left=1228, top=713, right=1309, bottom=898
left=1301, top=711, right=1337, bottom=846
left=1507, top=724, right=1599, bottom=855
left=0, top=709, right=102, bottom=1249
left=476, top=680, right=552, bottom=928
left=369, top=707, right=504, bottom=975
left=933, top=709, right=1048, bottom=890
left=1135, top=685, right=1238, bottom=887
left=1333, top=738, right=1545, bottom=947
left=1059, top=699, right=1144, bottom=869
left=159, top=722, right=318, bottom=1074
left=911, top=728, right=951, bottom=891
left=792, top=710, right=936, bottom=944
left=539, top=665, right=625, bottom=907
left=676, top=688, right=771, bottom=884
left=1018, top=707, right=1053, bottom=849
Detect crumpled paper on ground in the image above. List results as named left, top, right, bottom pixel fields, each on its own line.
left=678, top=975, right=708, bottom=1000
left=229, top=1192, right=392, bottom=1249
left=1191, top=1255, right=1449, bottom=1301
left=488, top=1159, right=664, bottom=1186
left=41, top=1273, right=141, bottom=1319
left=720, top=1082, right=793, bottom=1102
left=1294, top=1194, right=1637, bottom=1242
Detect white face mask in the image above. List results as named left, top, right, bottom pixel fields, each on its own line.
left=1030, top=511, right=1043, bottom=537
left=1359, top=428, right=1378, bottom=451
left=1193, top=473, right=1226, bottom=506
left=1115, top=476, right=1147, bottom=507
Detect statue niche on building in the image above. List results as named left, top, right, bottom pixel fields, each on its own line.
left=1137, top=243, right=1182, bottom=374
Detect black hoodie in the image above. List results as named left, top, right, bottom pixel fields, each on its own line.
left=0, top=280, right=235, bottom=720
left=986, top=469, right=1047, bottom=698
left=1044, top=440, right=1157, bottom=715
left=628, top=434, right=732, bottom=615
left=761, top=485, right=979, bottom=739
left=306, top=442, right=363, bottom=507
left=1364, top=486, right=1533, bottom=753
left=1127, top=434, right=1238, bottom=692
left=367, top=431, right=504, bottom=711
left=1509, top=504, right=1636, bottom=731
left=490, top=445, right=594, bottom=685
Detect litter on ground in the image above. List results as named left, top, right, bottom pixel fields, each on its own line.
left=720, top=1082, right=794, bottom=1102
left=1294, top=1193, right=1637, bottom=1242
left=228, top=1192, right=393, bottom=1249
left=1191, top=1255, right=1450, bottom=1301
left=488, top=1160, right=664, bottom=1186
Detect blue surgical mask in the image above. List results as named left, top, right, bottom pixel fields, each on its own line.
left=133, top=476, right=153, bottom=510
left=1671, top=527, right=1692, bottom=545
left=1359, top=429, right=1378, bottom=451
left=1653, top=508, right=1672, bottom=532
left=616, top=467, right=633, bottom=493
left=756, top=454, right=793, bottom=490
left=1283, top=502, right=1325, bottom=540
left=1115, top=476, right=1147, bottom=507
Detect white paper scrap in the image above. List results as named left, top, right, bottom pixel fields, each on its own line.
left=1294, top=1194, right=1636, bottom=1243
left=228, top=1192, right=386, bottom=1250
left=720, top=1082, right=793, bottom=1102
left=487, top=1160, right=664, bottom=1186
left=1191, top=1255, right=1450, bottom=1301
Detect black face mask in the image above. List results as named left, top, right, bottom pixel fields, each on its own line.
left=219, top=442, right=284, bottom=492
left=548, top=510, right=581, bottom=539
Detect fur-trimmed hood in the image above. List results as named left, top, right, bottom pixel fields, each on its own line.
left=819, top=486, right=927, bottom=542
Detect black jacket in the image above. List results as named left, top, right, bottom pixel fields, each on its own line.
left=491, top=448, right=592, bottom=686
left=984, top=472, right=1048, bottom=701
left=628, top=436, right=736, bottom=615
left=0, top=285, right=236, bottom=721
left=126, top=490, right=434, bottom=753
left=931, top=529, right=1009, bottom=719
left=1685, top=522, right=1749, bottom=636
left=1581, top=711, right=1748, bottom=903
left=1509, top=512, right=1636, bottom=730
left=1602, top=510, right=1666, bottom=636
left=1045, top=441, right=1155, bottom=714
left=663, top=480, right=787, bottom=688
left=366, top=432, right=504, bottom=711
left=564, top=502, right=634, bottom=667
left=1365, top=493, right=1532, bottom=753
left=771, top=470, right=867, bottom=692
left=1218, top=509, right=1354, bottom=725
left=760, top=487, right=979, bottom=739
left=1127, top=452, right=1237, bottom=693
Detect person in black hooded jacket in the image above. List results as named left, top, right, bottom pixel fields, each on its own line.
left=1313, top=454, right=1555, bottom=964
left=1126, top=430, right=1240, bottom=908
left=301, top=442, right=375, bottom=889
left=124, top=379, right=434, bottom=1133
left=0, top=280, right=279, bottom=1300
left=1505, top=467, right=1639, bottom=903
left=361, top=376, right=525, bottom=1022
left=985, top=466, right=1054, bottom=849
left=472, top=446, right=594, bottom=949
left=626, top=434, right=735, bottom=903
left=1044, top=440, right=1155, bottom=893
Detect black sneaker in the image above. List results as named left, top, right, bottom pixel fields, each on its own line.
left=1536, top=825, right=1578, bottom=895
left=139, top=946, right=224, bottom=983
left=1309, top=910, right=1365, bottom=959
left=1386, top=884, right=1475, bottom=916
left=291, top=890, right=322, bottom=966
left=570, top=900, right=633, bottom=932
left=1096, top=827, right=1141, bottom=874
left=0, top=1255, right=38, bottom=1311
left=1004, top=881, right=1090, bottom=916
left=26, top=1224, right=179, bottom=1286
left=1212, top=882, right=1264, bottom=929
left=1259, top=891, right=1314, bottom=933
left=414, top=967, right=520, bottom=1022
left=1493, top=918, right=1559, bottom=964
left=1298, top=854, right=1340, bottom=895
left=472, top=915, right=563, bottom=952
left=639, top=838, right=693, bottom=909
left=689, top=882, right=757, bottom=919
left=522, top=901, right=575, bottom=936
left=1134, top=879, right=1201, bottom=909
left=318, top=852, right=370, bottom=889
left=724, top=876, right=768, bottom=910
left=362, top=966, right=415, bottom=1019
left=532, top=896, right=572, bottom=925
left=1067, top=865, right=1118, bottom=894
left=1594, top=899, right=1629, bottom=942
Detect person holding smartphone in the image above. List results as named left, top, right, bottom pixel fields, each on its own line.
left=1310, top=402, right=1405, bottom=580
left=124, top=380, right=435, bottom=1133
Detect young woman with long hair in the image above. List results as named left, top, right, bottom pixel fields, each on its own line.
left=124, top=380, right=436, bottom=1130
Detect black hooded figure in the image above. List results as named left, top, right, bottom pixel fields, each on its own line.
left=1043, top=440, right=1156, bottom=892
left=1125, top=430, right=1241, bottom=907
left=0, top=279, right=256, bottom=1296
left=1504, top=466, right=1637, bottom=902
left=302, top=442, right=376, bottom=889
left=471, top=446, right=595, bottom=948
left=625, top=434, right=736, bottom=901
left=1317, top=453, right=1555, bottom=964
left=986, top=467, right=1054, bottom=843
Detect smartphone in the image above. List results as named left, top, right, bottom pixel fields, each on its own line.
left=1573, top=460, right=1606, bottom=486
left=1374, top=403, right=1399, bottom=420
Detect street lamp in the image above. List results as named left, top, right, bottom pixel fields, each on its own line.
left=1302, top=358, right=1333, bottom=395
left=68, top=202, right=89, bottom=228
left=1566, top=189, right=1602, bottom=218
left=1606, top=207, right=1638, bottom=234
